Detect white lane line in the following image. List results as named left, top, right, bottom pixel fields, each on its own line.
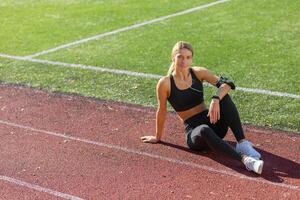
left=0, top=53, right=161, bottom=79
left=0, top=119, right=299, bottom=191
left=0, top=175, right=83, bottom=200
left=25, top=0, right=230, bottom=58
left=235, top=87, right=300, bottom=99
left=1, top=52, right=299, bottom=99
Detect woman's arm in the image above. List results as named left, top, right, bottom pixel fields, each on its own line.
left=193, top=67, right=232, bottom=98
left=193, top=67, right=233, bottom=124
left=155, top=77, right=169, bottom=141
left=141, top=77, right=169, bottom=143
left=209, top=83, right=231, bottom=124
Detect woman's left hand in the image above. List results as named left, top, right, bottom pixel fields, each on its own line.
left=207, top=99, right=220, bottom=124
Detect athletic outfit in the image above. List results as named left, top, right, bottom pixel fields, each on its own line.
left=167, top=68, right=244, bottom=161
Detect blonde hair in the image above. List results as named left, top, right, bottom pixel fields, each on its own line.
left=167, top=41, right=194, bottom=75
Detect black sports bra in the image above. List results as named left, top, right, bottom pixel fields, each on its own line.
left=167, top=68, right=204, bottom=112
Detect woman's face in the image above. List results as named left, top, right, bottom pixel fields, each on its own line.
left=173, top=48, right=193, bottom=70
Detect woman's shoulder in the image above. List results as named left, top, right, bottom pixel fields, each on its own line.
left=191, top=66, right=209, bottom=80
left=157, top=75, right=171, bottom=90
left=191, top=66, right=209, bottom=72
left=191, top=66, right=219, bottom=84
left=158, top=75, right=171, bottom=84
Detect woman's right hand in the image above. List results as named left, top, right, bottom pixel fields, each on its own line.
left=141, top=135, right=159, bottom=143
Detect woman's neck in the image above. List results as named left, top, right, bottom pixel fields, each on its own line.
left=173, top=67, right=191, bottom=80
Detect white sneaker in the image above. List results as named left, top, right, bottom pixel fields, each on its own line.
left=243, top=156, right=264, bottom=174
left=236, top=140, right=261, bottom=159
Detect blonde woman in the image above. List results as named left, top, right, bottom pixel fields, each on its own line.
left=141, top=41, right=264, bottom=174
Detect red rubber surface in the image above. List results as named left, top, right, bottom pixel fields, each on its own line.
left=0, top=84, right=299, bottom=199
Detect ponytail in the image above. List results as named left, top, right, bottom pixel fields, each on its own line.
left=167, top=62, right=175, bottom=76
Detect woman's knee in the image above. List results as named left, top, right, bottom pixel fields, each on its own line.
left=190, top=125, right=212, bottom=142
left=220, top=94, right=239, bottom=115
left=186, top=125, right=211, bottom=150
left=220, top=94, right=232, bottom=105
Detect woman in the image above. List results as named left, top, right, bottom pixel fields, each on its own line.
left=141, top=41, right=264, bottom=174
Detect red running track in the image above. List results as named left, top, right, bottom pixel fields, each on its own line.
left=0, top=84, right=299, bottom=199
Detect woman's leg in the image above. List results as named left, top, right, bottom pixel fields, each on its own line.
left=187, top=124, right=242, bottom=161
left=218, top=94, right=245, bottom=142
left=218, top=95, right=261, bottom=159
left=186, top=124, right=264, bottom=174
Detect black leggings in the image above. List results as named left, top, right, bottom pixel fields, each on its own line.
left=184, top=95, right=244, bottom=161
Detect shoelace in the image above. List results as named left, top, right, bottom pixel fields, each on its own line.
left=244, top=157, right=256, bottom=171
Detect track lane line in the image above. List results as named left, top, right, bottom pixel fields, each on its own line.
left=0, top=119, right=299, bottom=191
left=0, top=175, right=84, bottom=200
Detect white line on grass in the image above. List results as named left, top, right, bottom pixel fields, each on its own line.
left=0, top=53, right=161, bottom=78
left=0, top=119, right=299, bottom=191
left=25, top=0, right=230, bottom=58
left=0, top=175, right=83, bottom=200
left=1, top=52, right=299, bottom=99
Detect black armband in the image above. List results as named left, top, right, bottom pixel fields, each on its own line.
left=216, top=76, right=236, bottom=90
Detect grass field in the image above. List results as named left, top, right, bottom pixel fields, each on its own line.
left=0, top=0, right=299, bottom=132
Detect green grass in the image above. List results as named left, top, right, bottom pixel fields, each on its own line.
left=0, top=57, right=299, bottom=132
left=0, top=0, right=211, bottom=55
left=0, top=57, right=157, bottom=106
left=40, top=0, right=300, bottom=94
left=0, top=0, right=299, bottom=133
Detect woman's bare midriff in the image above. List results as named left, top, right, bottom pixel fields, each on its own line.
left=177, top=102, right=207, bottom=122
